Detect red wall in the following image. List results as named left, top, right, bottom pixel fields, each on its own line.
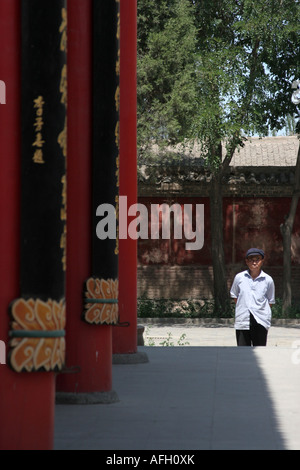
left=138, top=196, right=300, bottom=267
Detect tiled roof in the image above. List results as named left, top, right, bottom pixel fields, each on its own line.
left=147, top=135, right=299, bottom=167
left=138, top=136, right=300, bottom=193
left=230, top=136, right=299, bottom=167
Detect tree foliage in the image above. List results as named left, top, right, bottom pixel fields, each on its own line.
left=137, top=0, right=300, bottom=163
left=193, top=0, right=299, bottom=166
left=137, top=0, right=199, bottom=153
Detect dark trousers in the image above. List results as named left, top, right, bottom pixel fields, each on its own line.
left=236, top=313, right=268, bottom=346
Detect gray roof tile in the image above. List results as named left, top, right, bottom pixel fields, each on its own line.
left=230, top=136, right=299, bottom=167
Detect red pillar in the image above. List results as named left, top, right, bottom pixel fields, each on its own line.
left=56, top=0, right=113, bottom=396
left=113, top=0, right=138, bottom=354
left=0, top=0, right=55, bottom=450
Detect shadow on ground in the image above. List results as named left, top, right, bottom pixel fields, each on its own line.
left=54, top=346, right=292, bottom=450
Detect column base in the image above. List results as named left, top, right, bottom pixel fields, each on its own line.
left=112, top=351, right=149, bottom=364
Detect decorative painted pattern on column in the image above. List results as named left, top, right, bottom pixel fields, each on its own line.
left=83, top=0, right=120, bottom=325
left=8, top=0, right=67, bottom=373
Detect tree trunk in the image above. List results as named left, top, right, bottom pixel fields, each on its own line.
left=280, top=221, right=292, bottom=315
left=209, top=171, right=230, bottom=315
left=280, top=143, right=300, bottom=316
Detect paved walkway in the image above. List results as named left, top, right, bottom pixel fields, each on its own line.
left=54, top=324, right=300, bottom=450
left=141, top=321, right=300, bottom=348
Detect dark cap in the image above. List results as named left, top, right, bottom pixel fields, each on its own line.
left=246, top=248, right=265, bottom=259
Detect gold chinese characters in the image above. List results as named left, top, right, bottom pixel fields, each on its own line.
left=32, top=95, right=45, bottom=164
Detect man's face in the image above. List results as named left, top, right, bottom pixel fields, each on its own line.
left=245, top=255, right=264, bottom=270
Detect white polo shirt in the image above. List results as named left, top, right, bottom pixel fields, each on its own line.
left=230, top=269, right=275, bottom=330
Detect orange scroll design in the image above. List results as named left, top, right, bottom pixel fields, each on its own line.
left=8, top=298, right=66, bottom=373
left=83, top=277, right=118, bottom=325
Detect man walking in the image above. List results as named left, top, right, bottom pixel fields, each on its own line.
left=230, top=248, right=275, bottom=346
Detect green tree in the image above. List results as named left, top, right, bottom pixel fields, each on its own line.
left=280, top=82, right=300, bottom=315
left=137, top=0, right=300, bottom=313
left=137, top=0, right=198, bottom=153
left=192, top=0, right=299, bottom=313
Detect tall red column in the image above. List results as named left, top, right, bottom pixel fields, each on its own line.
left=56, top=0, right=115, bottom=400
left=0, top=0, right=55, bottom=450
left=113, top=0, right=138, bottom=354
